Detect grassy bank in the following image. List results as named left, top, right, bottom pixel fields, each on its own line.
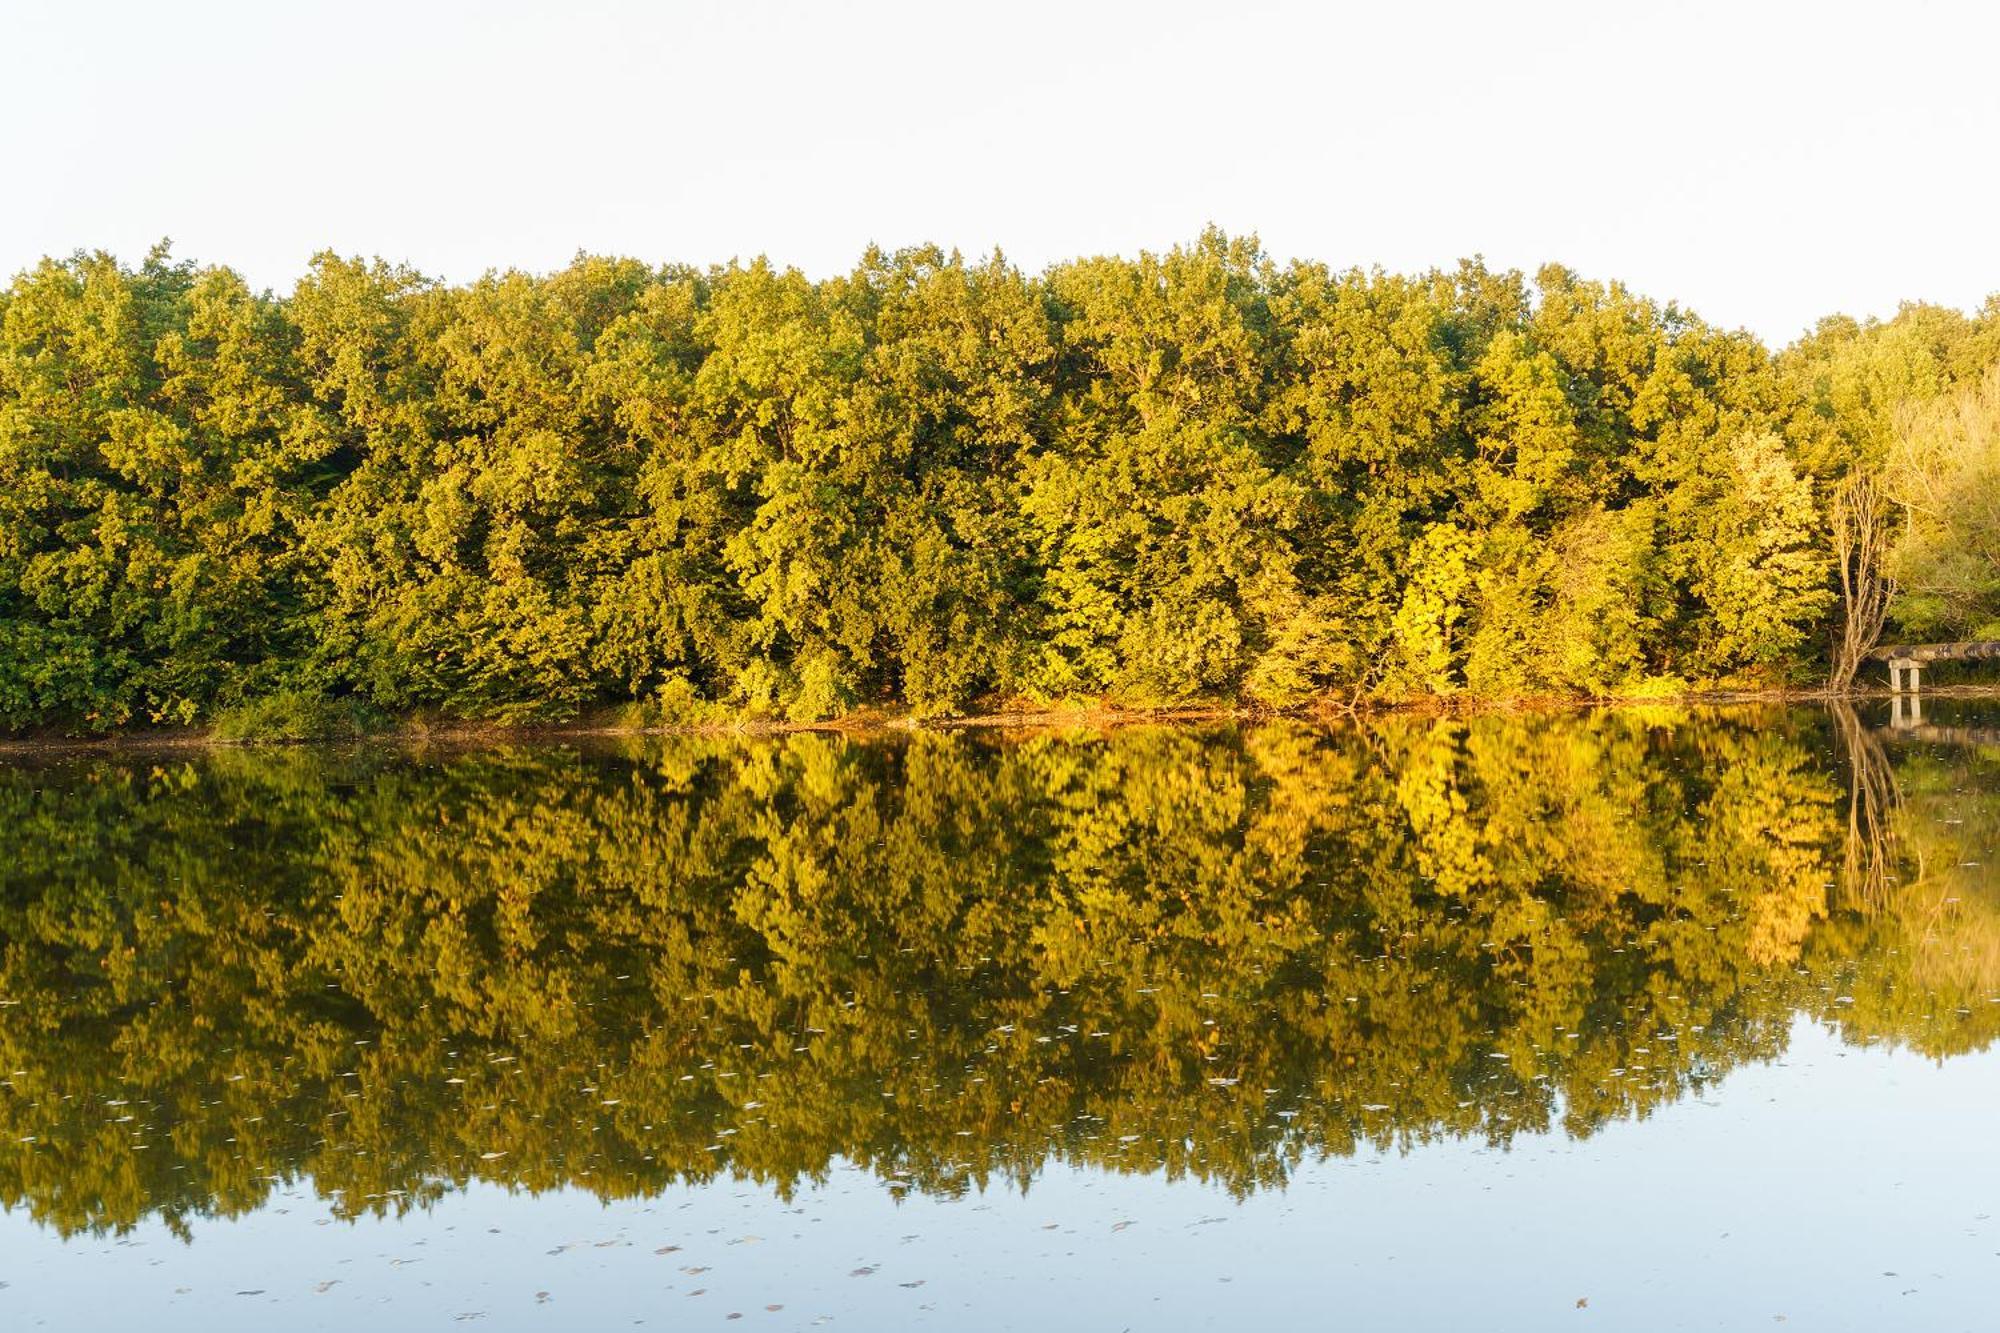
left=3, top=682, right=1986, bottom=754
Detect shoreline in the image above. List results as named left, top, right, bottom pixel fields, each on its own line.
left=2, top=683, right=1991, bottom=756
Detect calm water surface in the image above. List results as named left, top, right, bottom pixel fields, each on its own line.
left=3, top=703, right=1999, bottom=1330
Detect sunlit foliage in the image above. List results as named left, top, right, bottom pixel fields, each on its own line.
left=9, top=240, right=1992, bottom=730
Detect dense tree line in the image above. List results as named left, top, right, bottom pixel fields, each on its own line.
left=3, top=237, right=1996, bottom=731
left=6, top=712, right=1995, bottom=1234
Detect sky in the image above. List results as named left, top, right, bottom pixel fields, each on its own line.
left=4, top=0, right=1997, bottom=347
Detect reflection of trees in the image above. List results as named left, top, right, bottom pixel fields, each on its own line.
left=0, top=715, right=1996, bottom=1238
left=1817, top=707, right=2000, bottom=1055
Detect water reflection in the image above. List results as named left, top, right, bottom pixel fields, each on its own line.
left=2, top=705, right=1997, bottom=1240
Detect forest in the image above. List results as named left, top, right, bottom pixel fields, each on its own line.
left=3, top=234, right=1998, bottom=732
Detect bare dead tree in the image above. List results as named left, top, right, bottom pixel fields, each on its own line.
left=1827, top=472, right=1897, bottom=692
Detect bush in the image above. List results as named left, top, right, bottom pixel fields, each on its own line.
left=210, top=692, right=386, bottom=743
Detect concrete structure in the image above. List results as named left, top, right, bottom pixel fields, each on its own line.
left=1865, top=641, right=2000, bottom=694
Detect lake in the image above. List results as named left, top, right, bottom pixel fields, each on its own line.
left=2, top=703, right=1997, bottom=1330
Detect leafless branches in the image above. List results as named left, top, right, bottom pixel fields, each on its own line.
left=1827, top=472, right=1897, bottom=692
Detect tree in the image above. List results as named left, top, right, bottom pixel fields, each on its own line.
left=1884, top=364, right=2000, bottom=639
left=1827, top=472, right=1897, bottom=691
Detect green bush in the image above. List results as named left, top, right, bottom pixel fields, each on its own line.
left=210, top=692, right=386, bottom=743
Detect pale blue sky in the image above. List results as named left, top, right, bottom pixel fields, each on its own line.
left=5, top=0, right=1996, bottom=346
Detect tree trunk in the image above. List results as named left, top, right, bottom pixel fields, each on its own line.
left=1827, top=473, right=1896, bottom=692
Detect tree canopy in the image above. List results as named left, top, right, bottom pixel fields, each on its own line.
left=3, top=238, right=1996, bottom=731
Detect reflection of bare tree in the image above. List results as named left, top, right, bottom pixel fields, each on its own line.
left=1831, top=702, right=1907, bottom=909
